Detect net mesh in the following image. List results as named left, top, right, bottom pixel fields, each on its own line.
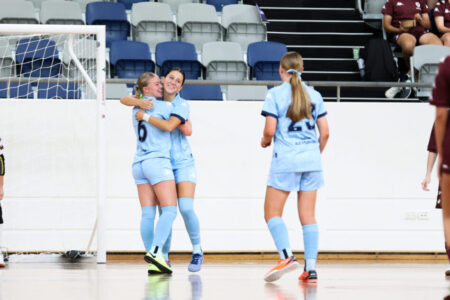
left=0, top=33, right=97, bottom=100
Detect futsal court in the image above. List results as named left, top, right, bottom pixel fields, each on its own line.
left=0, top=260, right=448, bottom=300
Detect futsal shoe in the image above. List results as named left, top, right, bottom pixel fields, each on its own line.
left=264, top=256, right=299, bottom=282
left=188, top=253, right=204, bottom=272
left=145, top=252, right=173, bottom=274
left=148, top=263, right=162, bottom=275
left=299, top=269, right=318, bottom=283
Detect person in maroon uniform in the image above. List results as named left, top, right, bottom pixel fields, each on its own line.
left=434, top=0, right=450, bottom=45
left=430, top=55, right=450, bottom=275
left=382, top=0, right=442, bottom=69
left=422, top=125, right=442, bottom=209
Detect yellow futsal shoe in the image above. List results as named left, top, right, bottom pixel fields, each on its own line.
left=148, top=263, right=162, bottom=275
left=264, top=256, right=299, bottom=282
left=145, top=251, right=173, bottom=274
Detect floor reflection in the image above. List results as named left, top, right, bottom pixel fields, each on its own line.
left=144, top=274, right=203, bottom=300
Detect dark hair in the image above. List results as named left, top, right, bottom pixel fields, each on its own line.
left=164, top=67, right=186, bottom=86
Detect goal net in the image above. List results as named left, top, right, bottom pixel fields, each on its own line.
left=0, top=25, right=106, bottom=263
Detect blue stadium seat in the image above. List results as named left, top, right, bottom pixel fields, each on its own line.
left=110, top=40, right=154, bottom=79
left=206, top=0, right=238, bottom=12
left=16, top=38, right=61, bottom=78
left=0, top=82, right=34, bottom=99
left=155, top=41, right=202, bottom=79
left=86, top=2, right=129, bottom=47
left=117, top=0, right=148, bottom=10
left=37, top=83, right=81, bottom=99
left=180, top=84, right=222, bottom=100
left=247, top=41, right=287, bottom=80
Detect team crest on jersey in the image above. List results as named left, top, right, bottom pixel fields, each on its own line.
left=415, top=2, right=420, bottom=8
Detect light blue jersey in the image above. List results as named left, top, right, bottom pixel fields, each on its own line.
left=133, top=97, right=174, bottom=163
left=169, top=95, right=194, bottom=169
left=261, top=81, right=327, bottom=173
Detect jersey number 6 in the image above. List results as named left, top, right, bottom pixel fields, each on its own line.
left=138, top=121, right=147, bottom=142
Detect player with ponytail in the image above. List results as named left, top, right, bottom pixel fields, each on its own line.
left=261, top=52, right=329, bottom=283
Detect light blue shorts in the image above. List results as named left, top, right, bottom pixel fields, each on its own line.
left=132, top=158, right=174, bottom=185
left=173, top=163, right=197, bottom=184
left=267, top=171, right=324, bottom=192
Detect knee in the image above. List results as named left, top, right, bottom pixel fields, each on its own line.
left=142, top=206, right=156, bottom=219
left=299, top=213, right=316, bottom=225
left=444, top=36, right=450, bottom=47
left=178, top=198, right=194, bottom=216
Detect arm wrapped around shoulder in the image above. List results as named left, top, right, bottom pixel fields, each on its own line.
left=0, top=154, right=4, bottom=176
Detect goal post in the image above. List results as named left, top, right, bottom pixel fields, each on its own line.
left=0, top=24, right=106, bottom=263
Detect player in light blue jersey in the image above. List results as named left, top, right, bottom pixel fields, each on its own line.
left=120, top=72, right=178, bottom=275
left=140, top=68, right=203, bottom=272
left=261, top=52, right=330, bottom=283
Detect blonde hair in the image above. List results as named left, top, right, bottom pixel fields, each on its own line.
left=133, top=72, right=157, bottom=99
left=281, top=52, right=312, bottom=122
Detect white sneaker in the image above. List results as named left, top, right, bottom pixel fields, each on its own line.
left=385, top=86, right=401, bottom=98
left=0, top=252, right=5, bottom=268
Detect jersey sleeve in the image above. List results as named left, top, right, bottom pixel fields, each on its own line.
left=171, top=101, right=189, bottom=124
left=434, top=2, right=443, bottom=16
left=261, top=90, right=278, bottom=118
left=314, top=93, right=327, bottom=120
left=430, top=56, right=450, bottom=108
left=382, top=0, right=394, bottom=16
left=427, top=125, right=438, bottom=153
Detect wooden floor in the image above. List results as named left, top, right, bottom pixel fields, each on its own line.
left=0, top=261, right=449, bottom=299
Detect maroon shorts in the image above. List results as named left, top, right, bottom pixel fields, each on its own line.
left=393, top=27, right=428, bottom=43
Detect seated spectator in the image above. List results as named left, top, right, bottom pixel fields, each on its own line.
left=434, top=0, right=450, bottom=45
left=382, top=0, right=442, bottom=97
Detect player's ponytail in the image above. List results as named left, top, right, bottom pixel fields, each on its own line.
left=281, top=52, right=312, bottom=123
left=134, top=72, right=157, bottom=99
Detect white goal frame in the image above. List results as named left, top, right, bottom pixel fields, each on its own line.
left=0, top=24, right=106, bottom=263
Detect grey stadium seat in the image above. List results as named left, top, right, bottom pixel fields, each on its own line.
left=27, top=0, right=65, bottom=9
left=410, top=45, right=450, bottom=98
left=40, top=0, right=84, bottom=25
left=131, top=2, right=176, bottom=51
left=158, top=0, right=199, bottom=14
left=106, top=83, right=129, bottom=99
left=221, top=4, right=266, bottom=51
left=0, top=0, right=38, bottom=24
left=226, top=85, right=268, bottom=101
left=359, top=0, right=385, bottom=29
left=0, top=39, right=14, bottom=77
left=202, top=41, right=247, bottom=80
left=177, top=3, right=222, bottom=50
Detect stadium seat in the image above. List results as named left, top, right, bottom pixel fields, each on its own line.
left=72, top=0, right=103, bottom=12
left=155, top=41, right=202, bottom=79
left=226, top=85, right=268, bottom=101
left=28, top=0, right=65, bottom=9
left=177, top=3, right=222, bottom=50
left=158, top=0, right=200, bottom=14
left=206, top=0, right=238, bottom=12
left=247, top=41, right=287, bottom=80
left=0, top=0, right=38, bottom=24
left=86, top=2, right=130, bottom=48
left=40, top=0, right=84, bottom=25
left=410, top=45, right=450, bottom=98
left=0, top=82, right=34, bottom=99
left=202, top=42, right=247, bottom=80
left=117, top=0, right=149, bottom=10
left=221, top=4, right=267, bottom=51
left=180, top=84, right=223, bottom=100
left=358, top=0, right=385, bottom=29
left=110, top=40, right=154, bottom=79
left=131, top=2, right=176, bottom=51
left=37, top=82, right=82, bottom=99
left=16, top=38, right=61, bottom=78
left=0, top=40, right=14, bottom=77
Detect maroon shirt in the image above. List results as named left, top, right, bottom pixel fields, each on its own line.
left=434, top=0, right=450, bottom=28
left=430, top=55, right=450, bottom=168
left=382, top=0, right=430, bottom=28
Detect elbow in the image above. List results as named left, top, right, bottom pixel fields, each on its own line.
left=264, top=129, right=275, bottom=139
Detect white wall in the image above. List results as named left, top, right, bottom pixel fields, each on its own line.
left=0, top=100, right=441, bottom=252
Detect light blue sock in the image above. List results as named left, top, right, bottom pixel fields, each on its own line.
left=158, top=206, right=172, bottom=261
left=303, top=224, right=319, bottom=271
left=267, top=217, right=293, bottom=259
left=179, top=197, right=201, bottom=247
left=151, top=206, right=177, bottom=254
left=140, top=206, right=156, bottom=252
